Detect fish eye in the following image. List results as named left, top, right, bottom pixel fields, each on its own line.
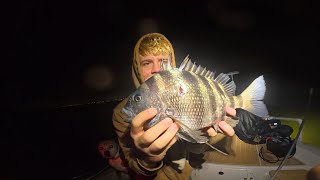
left=134, top=95, right=142, bottom=102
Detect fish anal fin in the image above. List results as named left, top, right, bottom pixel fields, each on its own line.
left=175, top=119, right=229, bottom=156
left=205, top=142, right=229, bottom=156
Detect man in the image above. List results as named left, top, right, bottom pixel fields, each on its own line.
left=112, top=32, right=236, bottom=179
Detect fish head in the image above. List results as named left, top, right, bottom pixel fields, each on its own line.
left=122, top=84, right=161, bottom=123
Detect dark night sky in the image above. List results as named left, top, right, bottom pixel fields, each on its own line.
left=6, top=0, right=320, bottom=112
left=2, top=1, right=320, bottom=179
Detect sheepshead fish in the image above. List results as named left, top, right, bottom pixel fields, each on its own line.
left=122, top=55, right=269, bottom=155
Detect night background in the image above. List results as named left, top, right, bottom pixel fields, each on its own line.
left=3, top=0, right=320, bottom=179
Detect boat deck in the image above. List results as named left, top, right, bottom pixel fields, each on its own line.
left=197, top=134, right=304, bottom=166
left=188, top=134, right=320, bottom=180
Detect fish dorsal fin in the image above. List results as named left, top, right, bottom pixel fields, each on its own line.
left=179, top=55, right=214, bottom=79
left=213, top=73, right=236, bottom=95
left=178, top=55, right=190, bottom=71
left=161, top=54, right=173, bottom=71
left=179, top=55, right=236, bottom=96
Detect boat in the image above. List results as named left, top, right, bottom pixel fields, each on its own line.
left=190, top=116, right=320, bottom=180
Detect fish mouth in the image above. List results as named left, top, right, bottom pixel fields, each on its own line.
left=121, top=107, right=134, bottom=122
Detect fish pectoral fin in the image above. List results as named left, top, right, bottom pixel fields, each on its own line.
left=176, top=120, right=229, bottom=156
left=175, top=120, right=208, bottom=143
left=124, top=117, right=132, bottom=123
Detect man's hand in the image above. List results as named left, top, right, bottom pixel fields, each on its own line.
left=130, top=107, right=236, bottom=167
left=206, top=107, right=236, bottom=137
left=130, top=108, right=179, bottom=167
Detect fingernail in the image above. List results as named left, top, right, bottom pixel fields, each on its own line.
left=170, top=123, right=179, bottom=131
left=148, top=108, right=157, bottom=115
left=163, top=118, right=173, bottom=125
left=225, top=107, right=236, bottom=116
left=219, top=121, right=227, bottom=127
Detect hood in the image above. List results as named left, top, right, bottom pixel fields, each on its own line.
left=132, top=32, right=176, bottom=88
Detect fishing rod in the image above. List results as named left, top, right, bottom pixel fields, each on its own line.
left=269, top=87, right=314, bottom=180
left=57, top=70, right=239, bottom=110
left=55, top=96, right=126, bottom=110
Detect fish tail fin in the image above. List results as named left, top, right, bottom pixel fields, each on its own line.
left=237, top=75, right=269, bottom=117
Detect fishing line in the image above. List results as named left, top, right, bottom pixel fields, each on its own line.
left=85, top=165, right=111, bottom=180
left=269, top=87, right=313, bottom=180
left=70, top=165, right=110, bottom=180
left=55, top=96, right=126, bottom=110
left=268, top=118, right=305, bottom=180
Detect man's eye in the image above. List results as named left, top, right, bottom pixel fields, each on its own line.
left=142, top=62, right=150, bottom=66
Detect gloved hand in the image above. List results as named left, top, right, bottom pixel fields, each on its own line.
left=234, top=109, right=271, bottom=144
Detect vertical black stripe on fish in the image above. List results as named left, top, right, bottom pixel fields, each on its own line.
left=167, top=71, right=180, bottom=108
left=163, top=70, right=186, bottom=119
left=198, top=75, right=216, bottom=122
left=144, top=74, right=161, bottom=109
left=228, top=95, right=235, bottom=108
left=207, top=79, right=221, bottom=119
left=145, top=74, right=159, bottom=93
left=192, top=73, right=209, bottom=126
left=211, top=80, right=226, bottom=119
left=155, top=72, right=171, bottom=103
left=180, top=71, right=202, bottom=124
left=238, top=95, right=243, bottom=109
left=213, top=81, right=226, bottom=98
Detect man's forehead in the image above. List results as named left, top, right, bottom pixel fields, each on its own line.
left=139, top=54, right=169, bottom=61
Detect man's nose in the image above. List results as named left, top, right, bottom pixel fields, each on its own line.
left=151, top=62, right=161, bottom=73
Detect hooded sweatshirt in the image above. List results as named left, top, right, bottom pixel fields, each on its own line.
left=112, top=33, right=193, bottom=180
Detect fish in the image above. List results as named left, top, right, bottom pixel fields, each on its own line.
left=122, top=55, right=269, bottom=155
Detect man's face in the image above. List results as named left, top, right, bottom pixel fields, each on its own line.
left=139, top=54, right=169, bottom=82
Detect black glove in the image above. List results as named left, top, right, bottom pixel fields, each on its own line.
left=234, top=109, right=271, bottom=144
left=234, top=109, right=297, bottom=158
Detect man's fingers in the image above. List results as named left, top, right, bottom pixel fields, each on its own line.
left=138, top=118, right=173, bottom=146
left=225, top=107, right=236, bottom=116
left=131, top=108, right=157, bottom=136
left=149, top=123, right=179, bottom=154
left=218, top=121, right=235, bottom=136
left=207, top=127, right=218, bottom=137
left=162, top=136, right=178, bottom=154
